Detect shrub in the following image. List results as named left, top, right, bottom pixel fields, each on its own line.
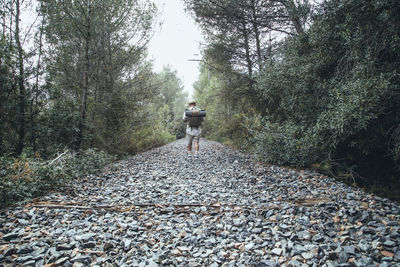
left=252, top=120, right=323, bottom=167
left=0, top=149, right=115, bottom=208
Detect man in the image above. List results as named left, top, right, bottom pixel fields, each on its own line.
left=182, top=100, right=204, bottom=158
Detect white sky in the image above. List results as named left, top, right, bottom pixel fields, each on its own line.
left=148, top=0, right=204, bottom=97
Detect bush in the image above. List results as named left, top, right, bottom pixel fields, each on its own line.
left=0, top=149, right=115, bottom=208
left=252, top=120, right=322, bottom=167
left=127, top=124, right=175, bottom=154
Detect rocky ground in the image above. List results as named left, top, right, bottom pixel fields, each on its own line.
left=1, top=139, right=400, bottom=266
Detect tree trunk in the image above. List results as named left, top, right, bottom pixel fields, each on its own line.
left=76, top=1, right=91, bottom=150
left=241, top=20, right=253, bottom=78
left=291, top=17, right=303, bottom=35
left=15, top=0, right=25, bottom=155
left=31, top=10, right=45, bottom=152
left=280, top=0, right=304, bottom=34
left=250, top=0, right=262, bottom=69
left=8, top=4, right=13, bottom=49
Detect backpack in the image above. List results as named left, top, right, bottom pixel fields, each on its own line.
left=187, top=109, right=203, bottom=127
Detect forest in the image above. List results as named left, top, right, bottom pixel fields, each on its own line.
left=1, top=0, right=400, bottom=207
left=184, top=0, right=400, bottom=201
left=0, top=0, right=187, bottom=206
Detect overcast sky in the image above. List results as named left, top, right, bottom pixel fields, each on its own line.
left=148, top=0, right=204, bottom=97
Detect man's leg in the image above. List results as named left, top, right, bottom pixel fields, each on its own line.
left=186, top=134, right=193, bottom=154
left=193, top=136, right=200, bottom=157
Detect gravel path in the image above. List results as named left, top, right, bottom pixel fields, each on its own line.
left=1, top=139, right=400, bottom=266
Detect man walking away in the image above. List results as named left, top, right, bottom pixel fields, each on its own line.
left=183, top=100, right=204, bottom=159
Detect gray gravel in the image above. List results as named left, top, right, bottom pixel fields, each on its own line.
left=1, top=139, right=400, bottom=266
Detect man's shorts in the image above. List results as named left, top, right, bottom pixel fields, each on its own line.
left=186, top=134, right=200, bottom=147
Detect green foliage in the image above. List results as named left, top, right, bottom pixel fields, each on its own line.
left=0, top=149, right=115, bottom=208
left=1, top=0, right=186, bottom=161
left=0, top=33, right=19, bottom=154
left=155, top=66, right=188, bottom=139
left=254, top=60, right=394, bottom=167
left=191, top=0, right=400, bottom=200
left=128, top=123, right=175, bottom=154
left=252, top=120, right=320, bottom=166
left=251, top=0, right=400, bottom=200
left=0, top=0, right=187, bottom=207
left=254, top=0, right=400, bottom=164
left=42, top=0, right=158, bottom=151
left=194, top=63, right=258, bottom=149
left=35, top=96, right=81, bottom=157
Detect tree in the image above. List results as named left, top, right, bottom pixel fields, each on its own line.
left=252, top=0, right=400, bottom=194
left=155, top=66, right=188, bottom=138
left=41, top=0, right=157, bottom=151
left=190, top=0, right=400, bottom=199
left=0, top=0, right=36, bottom=155
left=0, top=34, right=16, bottom=154
left=184, top=0, right=312, bottom=75
left=0, top=0, right=190, bottom=159
left=14, top=0, right=26, bottom=155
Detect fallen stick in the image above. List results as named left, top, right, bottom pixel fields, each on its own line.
left=28, top=202, right=226, bottom=210
left=28, top=204, right=122, bottom=211
left=48, top=150, right=69, bottom=166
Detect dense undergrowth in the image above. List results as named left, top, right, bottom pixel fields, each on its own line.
left=0, top=149, right=115, bottom=208
left=191, top=0, right=400, bottom=203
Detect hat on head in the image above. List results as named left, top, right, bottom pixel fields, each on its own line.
left=188, top=99, right=196, bottom=105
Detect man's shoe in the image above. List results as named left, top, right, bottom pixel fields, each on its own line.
left=194, top=154, right=199, bottom=159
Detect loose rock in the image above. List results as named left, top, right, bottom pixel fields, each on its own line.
left=0, top=139, right=399, bottom=266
